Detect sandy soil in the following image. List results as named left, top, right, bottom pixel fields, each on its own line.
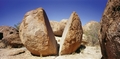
left=0, top=46, right=102, bottom=59
left=0, top=36, right=102, bottom=59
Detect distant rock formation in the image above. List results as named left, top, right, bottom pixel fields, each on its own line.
left=59, top=12, right=83, bottom=55
left=82, top=21, right=100, bottom=46
left=99, top=0, right=120, bottom=59
left=0, top=26, right=23, bottom=48
left=50, top=19, right=67, bottom=36
left=19, top=8, right=58, bottom=56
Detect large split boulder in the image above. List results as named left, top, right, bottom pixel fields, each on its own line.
left=19, top=8, right=58, bottom=56
left=0, top=26, right=23, bottom=48
left=99, top=0, right=120, bottom=59
left=59, top=12, right=83, bottom=55
left=50, top=19, right=67, bottom=36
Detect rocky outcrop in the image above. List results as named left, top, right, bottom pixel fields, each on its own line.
left=19, top=8, right=58, bottom=56
left=0, top=40, right=6, bottom=48
left=99, top=0, right=120, bottom=59
left=59, top=12, right=83, bottom=55
left=50, top=19, right=67, bottom=36
left=82, top=21, right=100, bottom=46
left=0, top=26, right=23, bottom=48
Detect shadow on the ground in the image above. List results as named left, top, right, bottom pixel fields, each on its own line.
left=75, top=45, right=86, bottom=53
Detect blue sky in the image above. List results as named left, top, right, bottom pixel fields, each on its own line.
left=0, top=0, right=107, bottom=27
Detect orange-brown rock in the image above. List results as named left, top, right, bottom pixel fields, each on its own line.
left=99, top=0, right=120, bottom=59
left=0, top=26, right=23, bottom=48
left=50, top=19, right=67, bottom=36
left=59, top=12, right=83, bottom=55
left=19, top=8, right=58, bottom=56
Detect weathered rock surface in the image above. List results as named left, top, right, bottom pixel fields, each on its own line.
left=0, top=40, right=6, bottom=48
left=99, top=0, right=120, bottom=59
left=50, top=19, right=67, bottom=36
left=82, top=21, right=100, bottom=46
left=59, top=12, right=83, bottom=55
left=0, top=26, right=23, bottom=48
left=19, top=8, right=58, bottom=56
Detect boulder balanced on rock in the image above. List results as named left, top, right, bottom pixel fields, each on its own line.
left=19, top=8, right=58, bottom=56
left=59, top=12, right=83, bottom=55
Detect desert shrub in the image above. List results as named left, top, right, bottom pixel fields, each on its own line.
left=14, top=22, right=21, bottom=30
left=83, top=22, right=100, bottom=46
